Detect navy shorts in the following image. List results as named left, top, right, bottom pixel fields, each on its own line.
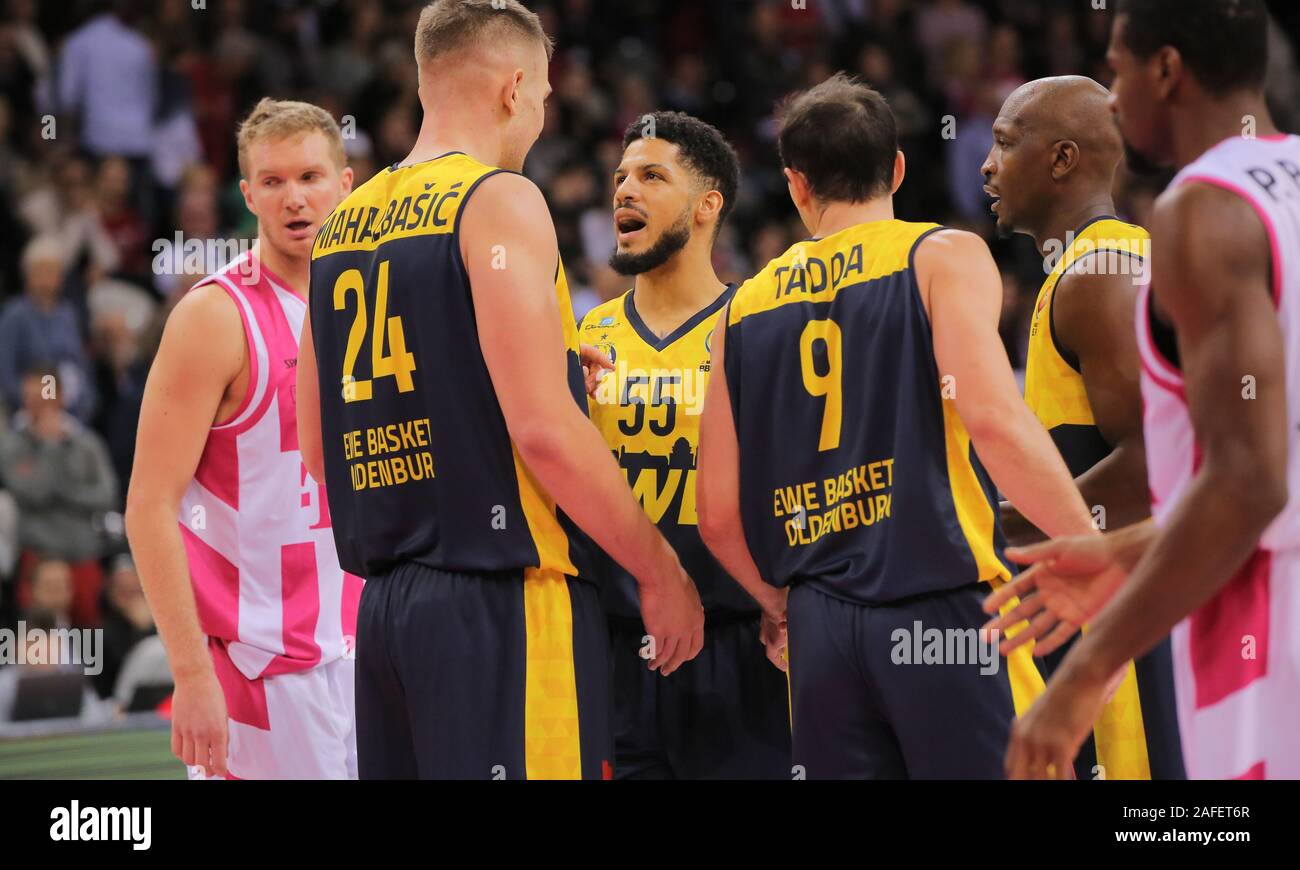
left=609, top=614, right=791, bottom=779
left=787, top=581, right=1018, bottom=779
left=355, top=562, right=611, bottom=779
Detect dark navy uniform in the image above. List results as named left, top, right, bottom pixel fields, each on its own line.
left=310, top=152, right=609, bottom=779
left=723, top=219, right=1045, bottom=778
left=581, top=287, right=791, bottom=779
left=1023, top=216, right=1184, bottom=780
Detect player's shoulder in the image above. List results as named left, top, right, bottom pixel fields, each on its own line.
left=1154, top=179, right=1265, bottom=257
left=911, top=226, right=989, bottom=270
left=729, top=238, right=815, bottom=314
left=578, top=290, right=630, bottom=331
left=458, top=168, right=550, bottom=232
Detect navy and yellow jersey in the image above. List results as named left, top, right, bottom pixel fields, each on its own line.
left=1023, top=217, right=1170, bottom=780
left=309, top=152, right=592, bottom=579
left=1023, top=217, right=1149, bottom=476
left=723, top=220, right=1011, bottom=605
left=580, top=286, right=758, bottom=621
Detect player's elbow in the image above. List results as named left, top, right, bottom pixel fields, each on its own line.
left=1211, top=447, right=1289, bottom=527
left=958, top=395, right=1030, bottom=447
left=511, top=416, right=572, bottom=473
left=123, top=485, right=157, bottom=552
left=696, top=481, right=737, bottom=553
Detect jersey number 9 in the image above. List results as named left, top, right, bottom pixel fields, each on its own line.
left=800, top=319, right=843, bottom=451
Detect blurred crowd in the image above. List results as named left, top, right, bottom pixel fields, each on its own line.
left=0, top=0, right=1296, bottom=723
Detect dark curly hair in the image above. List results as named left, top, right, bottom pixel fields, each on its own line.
left=622, top=111, right=741, bottom=235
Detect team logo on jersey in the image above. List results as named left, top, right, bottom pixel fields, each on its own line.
left=595, top=342, right=617, bottom=364
left=599, top=316, right=616, bottom=327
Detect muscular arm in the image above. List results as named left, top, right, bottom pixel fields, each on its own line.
left=1052, top=183, right=1288, bottom=685
left=297, top=311, right=324, bottom=483
left=696, top=313, right=783, bottom=618
left=920, top=230, right=1095, bottom=539
left=1001, top=267, right=1149, bottom=544
left=125, top=285, right=244, bottom=686
left=461, top=173, right=702, bottom=672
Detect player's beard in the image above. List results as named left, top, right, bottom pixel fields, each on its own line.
left=609, top=209, right=692, bottom=276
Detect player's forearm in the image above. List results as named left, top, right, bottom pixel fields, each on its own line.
left=1072, top=437, right=1151, bottom=533
left=969, top=404, right=1095, bottom=538
left=124, top=499, right=213, bottom=682
left=699, top=506, right=782, bottom=618
left=1065, top=468, right=1282, bottom=681
left=515, top=408, right=683, bottom=590
left=998, top=501, right=1041, bottom=547
left=1002, top=438, right=1151, bottom=546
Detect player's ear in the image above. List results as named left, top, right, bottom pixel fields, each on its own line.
left=1153, top=45, right=1181, bottom=101
left=239, top=178, right=256, bottom=217
left=340, top=165, right=355, bottom=197
left=783, top=167, right=808, bottom=208
left=503, top=69, right=525, bottom=117
left=891, top=150, right=906, bottom=195
left=1051, top=140, right=1080, bottom=181
left=697, top=189, right=723, bottom=227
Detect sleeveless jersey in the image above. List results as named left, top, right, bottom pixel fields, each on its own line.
left=723, top=219, right=1011, bottom=604
left=309, top=152, right=592, bottom=579
left=1138, top=133, right=1300, bottom=779
left=1024, top=217, right=1150, bottom=475
left=581, top=285, right=757, bottom=621
left=181, top=252, right=363, bottom=680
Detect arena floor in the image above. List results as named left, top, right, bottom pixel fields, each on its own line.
left=0, top=727, right=183, bottom=780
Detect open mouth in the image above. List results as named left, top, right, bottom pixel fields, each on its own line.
left=286, top=219, right=314, bottom=237
left=983, top=187, right=1001, bottom=215
left=615, top=210, right=648, bottom=243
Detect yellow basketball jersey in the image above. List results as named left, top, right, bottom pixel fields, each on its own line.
left=1023, top=217, right=1149, bottom=476
left=1022, top=215, right=1154, bottom=780
left=580, top=286, right=757, bottom=620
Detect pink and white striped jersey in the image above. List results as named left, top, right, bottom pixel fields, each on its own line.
left=179, top=251, right=362, bottom=681
left=1137, top=133, right=1300, bottom=779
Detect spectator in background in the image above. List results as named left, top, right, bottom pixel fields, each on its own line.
left=56, top=0, right=155, bottom=164
left=96, top=156, right=151, bottom=286
left=93, top=553, right=155, bottom=699
left=0, top=606, right=108, bottom=725
left=0, top=366, right=117, bottom=626
left=0, top=237, right=97, bottom=422
left=19, top=156, right=121, bottom=287
left=24, top=557, right=74, bottom=629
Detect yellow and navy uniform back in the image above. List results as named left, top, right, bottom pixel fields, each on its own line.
left=580, top=286, right=758, bottom=621
left=1024, top=217, right=1146, bottom=475
left=724, top=220, right=1011, bottom=602
left=309, top=152, right=592, bottom=581
left=1023, top=216, right=1185, bottom=780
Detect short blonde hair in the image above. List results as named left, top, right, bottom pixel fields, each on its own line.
left=415, top=0, right=553, bottom=68
left=236, top=98, right=346, bottom=179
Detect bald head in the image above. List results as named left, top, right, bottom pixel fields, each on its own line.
left=982, top=76, right=1126, bottom=240
left=1000, top=76, right=1123, bottom=181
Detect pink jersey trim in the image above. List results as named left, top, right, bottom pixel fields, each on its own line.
left=1178, top=174, right=1284, bottom=306
left=208, top=274, right=272, bottom=436
left=210, top=638, right=270, bottom=730
left=263, top=542, right=322, bottom=677
left=1189, top=548, right=1270, bottom=710
left=181, top=524, right=240, bottom=641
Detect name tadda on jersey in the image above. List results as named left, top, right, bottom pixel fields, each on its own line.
left=772, top=242, right=868, bottom=299
left=591, top=361, right=708, bottom=416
